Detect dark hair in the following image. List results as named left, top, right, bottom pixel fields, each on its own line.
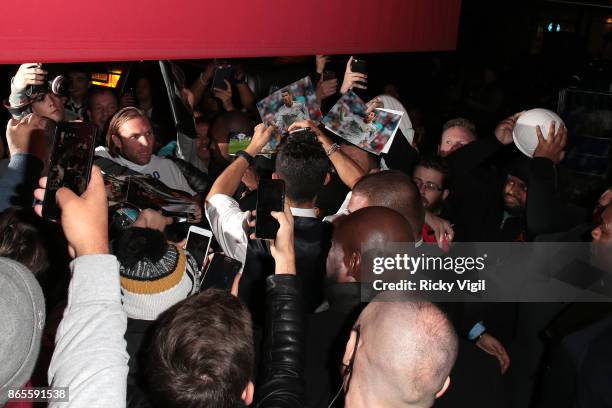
left=112, top=227, right=167, bottom=269
left=85, top=87, right=118, bottom=111
left=442, top=117, right=477, bottom=139
left=352, top=170, right=425, bottom=234
left=147, top=289, right=254, bottom=408
left=0, top=207, right=49, bottom=277
left=416, top=154, right=452, bottom=189
left=66, top=65, right=91, bottom=81
left=275, top=131, right=329, bottom=204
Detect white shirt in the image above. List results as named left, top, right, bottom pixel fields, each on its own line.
left=95, top=147, right=195, bottom=195
left=205, top=193, right=316, bottom=273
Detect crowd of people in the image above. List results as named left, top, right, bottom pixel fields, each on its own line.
left=0, top=54, right=611, bottom=408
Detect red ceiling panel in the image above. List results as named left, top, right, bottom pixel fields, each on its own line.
left=0, top=0, right=461, bottom=63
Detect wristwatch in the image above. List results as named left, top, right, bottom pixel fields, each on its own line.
left=235, top=150, right=254, bottom=165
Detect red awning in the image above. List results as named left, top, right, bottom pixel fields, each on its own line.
left=0, top=0, right=460, bottom=63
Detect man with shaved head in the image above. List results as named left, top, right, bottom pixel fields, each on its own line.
left=342, top=295, right=459, bottom=407
left=304, top=206, right=415, bottom=407
left=326, top=205, right=414, bottom=282
left=345, top=170, right=425, bottom=242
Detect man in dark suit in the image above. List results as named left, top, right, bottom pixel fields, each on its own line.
left=205, top=122, right=364, bottom=321
left=303, top=206, right=414, bottom=408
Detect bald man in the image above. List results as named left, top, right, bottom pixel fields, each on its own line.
left=342, top=295, right=459, bottom=407
left=328, top=170, right=425, bottom=242
left=304, top=206, right=414, bottom=407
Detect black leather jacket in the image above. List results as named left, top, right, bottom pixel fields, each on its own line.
left=254, top=274, right=304, bottom=408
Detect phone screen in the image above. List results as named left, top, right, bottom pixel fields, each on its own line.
left=212, top=65, right=233, bottom=91
left=228, top=131, right=252, bottom=155
left=42, top=122, right=97, bottom=220
left=186, top=229, right=212, bottom=270
left=351, top=58, right=367, bottom=74
left=201, top=254, right=242, bottom=291
left=255, top=179, right=285, bottom=239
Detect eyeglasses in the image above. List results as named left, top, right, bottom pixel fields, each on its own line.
left=413, top=178, right=443, bottom=192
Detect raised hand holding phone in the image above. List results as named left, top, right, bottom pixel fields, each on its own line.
left=185, top=226, right=213, bottom=271
left=269, top=201, right=296, bottom=275
left=254, top=179, right=285, bottom=240
left=34, top=165, right=109, bottom=258
left=340, top=56, right=367, bottom=95
left=201, top=253, right=242, bottom=291
left=41, top=122, right=97, bottom=221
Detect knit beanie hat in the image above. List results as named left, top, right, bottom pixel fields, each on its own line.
left=0, top=258, right=46, bottom=405
left=113, top=227, right=199, bottom=321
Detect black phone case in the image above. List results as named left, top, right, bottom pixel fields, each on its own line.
left=201, top=254, right=242, bottom=291
left=255, top=179, right=285, bottom=240
left=42, top=123, right=97, bottom=221
left=351, top=59, right=367, bottom=74
left=212, top=66, right=233, bottom=91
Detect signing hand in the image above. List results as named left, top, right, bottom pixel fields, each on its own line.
left=245, top=123, right=275, bottom=156
left=287, top=119, right=329, bottom=145
left=365, top=97, right=383, bottom=114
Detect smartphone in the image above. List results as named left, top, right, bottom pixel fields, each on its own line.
left=201, top=253, right=242, bottom=291
left=42, top=122, right=97, bottom=221
left=322, top=70, right=336, bottom=81
left=351, top=58, right=367, bottom=74
left=185, top=226, right=213, bottom=271
left=228, top=131, right=252, bottom=155
left=255, top=179, right=285, bottom=239
left=212, top=64, right=233, bottom=91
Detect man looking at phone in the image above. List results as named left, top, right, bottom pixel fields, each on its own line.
left=95, top=107, right=195, bottom=195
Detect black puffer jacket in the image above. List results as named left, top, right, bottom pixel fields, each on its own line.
left=254, top=274, right=304, bottom=408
